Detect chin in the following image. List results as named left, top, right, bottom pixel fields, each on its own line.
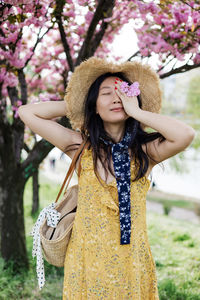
left=102, top=117, right=128, bottom=125
left=101, top=112, right=128, bottom=123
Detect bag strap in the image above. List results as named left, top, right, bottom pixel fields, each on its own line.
left=55, top=139, right=89, bottom=203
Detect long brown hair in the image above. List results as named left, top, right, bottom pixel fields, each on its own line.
left=66, top=72, right=165, bottom=182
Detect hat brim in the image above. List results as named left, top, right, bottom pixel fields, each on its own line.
left=64, top=57, right=162, bottom=130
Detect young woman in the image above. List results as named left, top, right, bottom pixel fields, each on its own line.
left=19, top=57, right=195, bottom=299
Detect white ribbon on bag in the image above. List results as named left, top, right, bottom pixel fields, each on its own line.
left=30, top=203, right=61, bottom=289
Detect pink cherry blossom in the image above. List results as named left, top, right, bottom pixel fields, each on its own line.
left=120, top=81, right=140, bottom=97
left=120, top=81, right=129, bottom=93
left=0, top=0, right=199, bottom=106
left=85, top=11, right=93, bottom=23
left=194, top=53, right=200, bottom=64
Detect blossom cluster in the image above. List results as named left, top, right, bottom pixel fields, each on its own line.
left=120, top=81, right=140, bottom=97
left=0, top=0, right=199, bottom=121
left=135, top=0, right=200, bottom=68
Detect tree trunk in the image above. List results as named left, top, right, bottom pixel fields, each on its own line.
left=31, top=169, right=39, bottom=215
left=0, top=168, right=28, bottom=270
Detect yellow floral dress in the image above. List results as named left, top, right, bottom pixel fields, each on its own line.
left=63, top=148, right=159, bottom=300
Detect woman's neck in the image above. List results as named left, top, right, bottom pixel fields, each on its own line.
left=104, top=122, right=125, bottom=143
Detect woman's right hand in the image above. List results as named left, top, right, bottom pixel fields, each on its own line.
left=18, top=101, right=83, bottom=158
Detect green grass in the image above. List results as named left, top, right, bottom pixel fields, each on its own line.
left=147, top=213, right=200, bottom=299
left=1, top=175, right=200, bottom=299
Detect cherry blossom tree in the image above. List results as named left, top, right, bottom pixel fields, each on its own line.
left=0, top=0, right=199, bottom=270
left=130, top=0, right=200, bottom=78
left=0, top=0, right=116, bottom=270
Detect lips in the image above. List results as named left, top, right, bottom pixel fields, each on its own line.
left=111, top=107, right=123, bottom=111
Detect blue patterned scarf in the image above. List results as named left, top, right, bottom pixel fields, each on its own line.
left=100, top=130, right=132, bottom=245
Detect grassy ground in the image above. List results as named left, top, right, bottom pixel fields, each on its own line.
left=147, top=214, right=200, bottom=299
left=0, top=175, right=200, bottom=299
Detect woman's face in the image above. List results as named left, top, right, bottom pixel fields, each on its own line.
left=96, top=76, right=128, bottom=124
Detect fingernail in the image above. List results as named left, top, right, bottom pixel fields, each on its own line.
left=115, top=81, right=117, bottom=84
left=116, top=78, right=119, bottom=81
left=115, top=87, right=117, bottom=90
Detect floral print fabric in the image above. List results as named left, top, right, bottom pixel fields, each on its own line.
left=63, top=148, right=159, bottom=300
left=100, top=131, right=132, bottom=244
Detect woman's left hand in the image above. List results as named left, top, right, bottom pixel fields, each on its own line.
left=115, top=81, right=141, bottom=118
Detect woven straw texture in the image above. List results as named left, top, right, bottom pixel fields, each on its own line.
left=64, top=57, right=162, bottom=130
left=40, top=184, right=78, bottom=267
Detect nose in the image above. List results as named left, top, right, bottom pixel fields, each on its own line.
left=113, top=90, right=121, bottom=104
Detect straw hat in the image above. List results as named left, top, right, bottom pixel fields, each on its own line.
left=64, top=57, right=162, bottom=130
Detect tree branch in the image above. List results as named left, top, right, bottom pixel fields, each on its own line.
left=7, top=84, right=25, bottom=163
left=179, top=0, right=200, bottom=11
left=7, top=85, right=18, bottom=107
left=127, top=51, right=140, bottom=61
left=0, top=3, right=12, bottom=22
left=55, top=0, right=74, bottom=72
left=76, top=0, right=115, bottom=66
left=23, top=143, right=30, bottom=153
left=0, top=120, right=13, bottom=158
left=160, top=63, right=200, bottom=79
left=11, top=28, right=23, bottom=53
left=18, top=68, right=27, bottom=105
left=24, top=25, right=53, bottom=68
left=0, top=27, right=7, bottom=51
left=0, top=97, right=9, bottom=128
left=87, top=20, right=109, bottom=57
left=21, top=139, right=54, bottom=180
left=157, top=54, right=173, bottom=73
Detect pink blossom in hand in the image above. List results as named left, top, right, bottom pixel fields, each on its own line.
left=120, top=81, right=129, bottom=93
left=120, top=81, right=140, bottom=97
left=127, top=82, right=140, bottom=97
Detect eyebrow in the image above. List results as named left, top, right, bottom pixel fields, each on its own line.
left=100, top=86, right=112, bottom=90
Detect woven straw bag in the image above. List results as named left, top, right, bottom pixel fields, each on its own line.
left=39, top=140, right=88, bottom=267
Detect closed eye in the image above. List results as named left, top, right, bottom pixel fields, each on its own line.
left=102, top=93, right=111, bottom=95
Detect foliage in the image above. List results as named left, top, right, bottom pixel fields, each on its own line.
left=163, top=203, right=171, bottom=215
left=173, top=233, right=191, bottom=242
left=0, top=1, right=200, bottom=107
left=158, top=279, right=200, bottom=300
left=0, top=254, right=63, bottom=300
left=133, top=0, right=200, bottom=78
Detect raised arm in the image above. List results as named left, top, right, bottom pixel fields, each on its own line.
left=134, top=110, right=195, bottom=165
left=18, top=101, right=83, bottom=158
left=115, top=86, right=196, bottom=166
